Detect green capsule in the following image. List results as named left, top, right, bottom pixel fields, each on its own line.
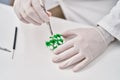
left=46, top=41, right=51, bottom=46
left=45, top=34, right=64, bottom=50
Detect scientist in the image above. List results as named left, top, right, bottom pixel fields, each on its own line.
left=13, top=0, right=120, bottom=72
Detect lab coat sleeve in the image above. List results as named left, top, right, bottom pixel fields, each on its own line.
left=98, top=0, right=120, bottom=41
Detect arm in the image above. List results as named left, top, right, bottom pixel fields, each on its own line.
left=98, top=0, right=120, bottom=41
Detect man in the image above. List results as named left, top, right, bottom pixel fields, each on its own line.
left=13, top=0, right=120, bottom=72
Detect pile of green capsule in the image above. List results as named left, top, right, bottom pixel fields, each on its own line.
left=45, top=34, right=64, bottom=50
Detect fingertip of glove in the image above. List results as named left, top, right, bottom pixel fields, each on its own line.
left=52, top=57, right=58, bottom=63
left=61, top=32, right=68, bottom=37
left=59, top=65, right=65, bottom=69
left=47, top=11, right=52, bottom=16
left=53, top=49, right=60, bottom=55
left=73, top=68, right=79, bottom=72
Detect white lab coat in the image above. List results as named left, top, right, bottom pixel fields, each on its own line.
left=46, top=0, right=120, bottom=41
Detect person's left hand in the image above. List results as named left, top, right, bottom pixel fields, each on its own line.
left=52, top=27, right=114, bottom=72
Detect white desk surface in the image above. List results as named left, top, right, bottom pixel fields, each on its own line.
left=0, top=4, right=120, bottom=80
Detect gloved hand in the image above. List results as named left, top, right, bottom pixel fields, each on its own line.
left=13, top=0, right=51, bottom=25
left=52, top=27, right=115, bottom=72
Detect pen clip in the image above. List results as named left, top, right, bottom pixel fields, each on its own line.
left=0, top=46, right=11, bottom=52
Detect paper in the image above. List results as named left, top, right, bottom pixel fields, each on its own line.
left=0, top=4, right=19, bottom=55
left=0, top=4, right=120, bottom=80
left=13, top=18, right=120, bottom=80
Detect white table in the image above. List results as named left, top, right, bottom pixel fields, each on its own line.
left=0, top=4, right=120, bottom=80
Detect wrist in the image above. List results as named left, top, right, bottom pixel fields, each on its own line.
left=97, top=26, right=115, bottom=45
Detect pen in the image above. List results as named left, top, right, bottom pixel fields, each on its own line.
left=12, top=27, right=18, bottom=59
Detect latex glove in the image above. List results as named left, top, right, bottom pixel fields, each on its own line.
left=13, top=0, right=51, bottom=25
left=52, top=27, right=115, bottom=72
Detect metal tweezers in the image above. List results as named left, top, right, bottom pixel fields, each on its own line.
left=41, top=0, right=53, bottom=35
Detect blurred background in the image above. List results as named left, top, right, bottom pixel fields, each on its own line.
left=0, top=0, right=14, bottom=5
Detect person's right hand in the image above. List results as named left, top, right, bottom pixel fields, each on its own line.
left=13, top=0, right=51, bottom=25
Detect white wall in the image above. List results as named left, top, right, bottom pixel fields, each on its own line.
left=0, top=0, right=10, bottom=5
